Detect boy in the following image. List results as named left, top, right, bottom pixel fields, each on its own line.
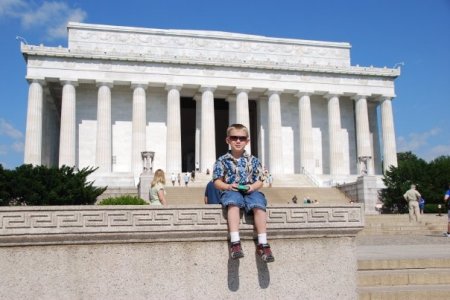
left=444, top=184, right=450, bottom=237
left=213, top=123, right=274, bottom=263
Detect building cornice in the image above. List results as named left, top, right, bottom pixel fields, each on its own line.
left=21, top=44, right=400, bottom=78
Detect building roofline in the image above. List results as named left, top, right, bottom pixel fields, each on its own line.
left=68, top=22, right=352, bottom=50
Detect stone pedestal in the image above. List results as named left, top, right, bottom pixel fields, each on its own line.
left=138, top=172, right=153, bottom=202
left=356, top=175, right=379, bottom=215
left=0, top=204, right=363, bottom=300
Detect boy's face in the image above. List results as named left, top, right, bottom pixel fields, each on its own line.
left=226, top=128, right=249, bottom=152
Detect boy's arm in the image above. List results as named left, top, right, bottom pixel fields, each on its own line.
left=248, top=180, right=263, bottom=193
left=214, top=178, right=236, bottom=191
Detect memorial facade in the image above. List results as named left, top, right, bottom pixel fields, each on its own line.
left=21, top=22, right=399, bottom=187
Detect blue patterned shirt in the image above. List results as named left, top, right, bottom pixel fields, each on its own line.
left=212, top=151, right=266, bottom=185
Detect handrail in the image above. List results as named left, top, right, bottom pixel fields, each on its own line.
left=301, top=167, right=322, bottom=187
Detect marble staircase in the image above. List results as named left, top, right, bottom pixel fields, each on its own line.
left=357, top=214, right=450, bottom=299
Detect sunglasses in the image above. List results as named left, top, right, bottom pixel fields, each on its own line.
left=228, top=136, right=248, bottom=142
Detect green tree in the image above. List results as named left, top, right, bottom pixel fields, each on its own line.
left=381, top=153, right=450, bottom=213
left=380, top=152, right=428, bottom=213
left=428, top=156, right=450, bottom=201
left=0, top=164, right=106, bottom=206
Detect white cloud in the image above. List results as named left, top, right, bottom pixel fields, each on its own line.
left=0, top=119, right=24, bottom=158
left=0, top=145, right=7, bottom=155
left=0, top=0, right=87, bottom=40
left=423, top=144, right=450, bottom=161
left=0, top=118, right=23, bottom=139
left=397, top=127, right=440, bottom=152
left=0, top=0, right=27, bottom=16
left=11, top=141, right=24, bottom=153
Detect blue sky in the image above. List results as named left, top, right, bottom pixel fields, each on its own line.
left=0, top=0, right=449, bottom=169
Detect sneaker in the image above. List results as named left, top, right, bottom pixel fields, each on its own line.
left=230, top=241, right=244, bottom=259
left=444, top=232, right=450, bottom=237
left=256, top=243, right=275, bottom=263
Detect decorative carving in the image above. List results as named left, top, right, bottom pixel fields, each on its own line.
left=141, top=151, right=155, bottom=173
left=358, top=156, right=371, bottom=175
left=0, top=206, right=363, bottom=233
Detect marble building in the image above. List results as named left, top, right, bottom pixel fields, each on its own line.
left=21, top=22, right=398, bottom=187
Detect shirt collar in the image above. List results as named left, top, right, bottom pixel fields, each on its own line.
left=225, top=150, right=250, bottom=160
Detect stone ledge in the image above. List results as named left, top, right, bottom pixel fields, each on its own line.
left=0, top=204, right=364, bottom=246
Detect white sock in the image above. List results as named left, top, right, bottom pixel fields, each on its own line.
left=230, top=232, right=240, bottom=243
left=258, top=233, right=267, bottom=245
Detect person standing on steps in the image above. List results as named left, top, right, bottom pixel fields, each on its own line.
left=170, top=172, right=176, bottom=187
left=403, top=184, right=421, bottom=222
left=444, top=184, right=450, bottom=237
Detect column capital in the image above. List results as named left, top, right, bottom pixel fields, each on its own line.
left=226, top=95, right=236, bottom=102
left=60, top=79, right=79, bottom=87
left=265, top=89, right=283, bottom=97
left=351, top=94, right=370, bottom=101
left=131, top=82, right=148, bottom=90
left=26, top=77, right=46, bottom=85
left=324, top=93, right=341, bottom=99
left=295, top=91, right=314, bottom=98
left=377, top=95, right=394, bottom=102
left=96, top=81, right=113, bottom=88
left=199, top=86, right=216, bottom=93
left=165, top=84, right=182, bottom=91
left=234, top=87, right=251, bottom=94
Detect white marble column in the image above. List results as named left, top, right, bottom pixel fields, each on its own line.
left=58, top=80, right=78, bottom=167
left=381, top=97, right=398, bottom=172
left=226, top=95, right=237, bottom=126
left=257, top=97, right=268, bottom=168
left=200, top=86, right=216, bottom=173
left=96, top=82, right=113, bottom=173
left=326, top=94, right=343, bottom=175
left=131, top=83, right=147, bottom=180
left=24, top=79, right=44, bottom=165
left=354, top=95, right=373, bottom=175
left=267, top=90, right=283, bottom=174
left=194, top=94, right=202, bottom=171
left=368, top=101, right=382, bottom=174
left=226, top=95, right=236, bottom=152
left=166, top=85, right=182, bottom=174
left=235, top=88, right=251, bottom=154
left=297, top=92, right=314, bottom=174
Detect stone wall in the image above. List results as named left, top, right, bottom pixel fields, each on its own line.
left=0, top=205, right=363, bottom=299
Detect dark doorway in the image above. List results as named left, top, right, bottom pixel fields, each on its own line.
left=249, top=100, right=258, bottom=156
left=180, top=97, right=196, bottom=172
left=179, top=97, right=257, bottom=172
left=214, top=99, right=229, bottom=157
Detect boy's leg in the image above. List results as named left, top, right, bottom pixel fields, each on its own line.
left=221, top=191, right=245, bottom=259
left=253, top=208, right=274, bottom=263
left=245, top=192, right=274, bottom=263
left=253, top=208, right=267, bottom=234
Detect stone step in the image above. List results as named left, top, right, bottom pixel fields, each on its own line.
left=360, top=214, right=448, bottom=236
left=357, top=257, right=450, bottom=299
left=168, top=173, right=317, bottom=188
left=164, top=186, right=350, bottom=205
left=358, top=284, right=450, bottom=300
left=358, top=258, right=450, bottom=271
left=358, top=268, right=450, bottom=286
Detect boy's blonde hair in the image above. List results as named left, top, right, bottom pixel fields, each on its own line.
left=151, top=169, right=166, bottom=187
left=226, top=123, right=249, bottom=137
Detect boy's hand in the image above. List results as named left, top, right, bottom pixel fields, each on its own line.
left=229, top=183, right=238, bottom=191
